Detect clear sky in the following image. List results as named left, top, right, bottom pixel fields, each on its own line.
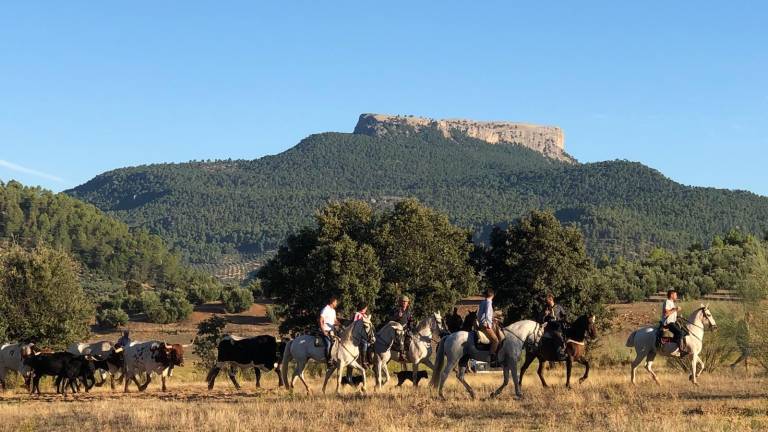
left=1, top=2, right=766, bottom=195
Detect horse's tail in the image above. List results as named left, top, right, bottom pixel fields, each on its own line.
left=625, top=331, right=636, bottom=348
left=430, top=336, right=446, bottom=388
left=280, top=340, right=293, bottom=388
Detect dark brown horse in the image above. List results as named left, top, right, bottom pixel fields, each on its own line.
left=519, top=314, right=596, bottom=389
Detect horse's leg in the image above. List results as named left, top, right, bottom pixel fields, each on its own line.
left=352, top=360, right=367, bottom=393
left=411, top=362, right=418, bottom=387
left=696, top=356, right=705, bottom=378
left=383, top=359, right=390, bottom=384
left=321, top=362, right=335, bottom=394
left=577, top=356, right=590, bottom=384
left=293, top=360, right=311, bottom=395
left=690, top=354, right=699, bottom=385
left=335, top=361, right=344, bottom=394
left=565, top=356, right=573, bottom=389
left=536, top=357, right=548, bottom=388
left=519, top=350, right=535, bottom=389
left=630, top=349, right=645, bottom=385
left=645, top=351, right=659, bottom=385
left=456, top=364, right=476, bottom=400
left=438, top=354, right=461, bottom=400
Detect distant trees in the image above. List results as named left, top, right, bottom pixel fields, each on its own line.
left=595, top=230, right=768, bottom=303
left=0, top=245, right=92, bottom=347
left=259, top=199, right=478, bottom=333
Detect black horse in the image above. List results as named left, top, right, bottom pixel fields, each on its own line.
left=520, top=314, right=597, bottom=389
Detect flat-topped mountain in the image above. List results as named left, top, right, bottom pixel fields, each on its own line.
left=67, top=114, right=768, bottom=268
left=354, top=113, right=571, bottom=161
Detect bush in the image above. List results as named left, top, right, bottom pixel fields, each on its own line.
left=193, top=315, right=227, bottom=371
left=0, top=245, right=92, bottom=346
left=221, top=286, right=254, bottom=313
left=141, top=290, right=193, bottom=323
left=97, top=308, right=129, bottom=328
left=186, top=274, right=223, bottom=304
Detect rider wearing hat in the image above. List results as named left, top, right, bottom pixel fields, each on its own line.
left=391, top=295, right=414, bottom=361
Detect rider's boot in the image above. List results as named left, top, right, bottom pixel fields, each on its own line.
left=489, top=352, right=500, bottom=368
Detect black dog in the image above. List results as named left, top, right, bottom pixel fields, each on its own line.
left=396, top=370, right=428, bottom=386
left=340, top=375, right=364, bottom=387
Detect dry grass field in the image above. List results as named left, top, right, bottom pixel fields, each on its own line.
left=1, top=367, right=765, bottom=432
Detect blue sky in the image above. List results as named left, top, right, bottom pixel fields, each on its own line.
left=1, top=2, right=766, bottom=195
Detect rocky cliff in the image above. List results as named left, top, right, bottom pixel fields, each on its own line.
left=354, top=113, right=571, bottom=161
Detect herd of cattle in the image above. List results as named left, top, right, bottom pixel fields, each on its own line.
left=0, top=335, right=280, bottom=395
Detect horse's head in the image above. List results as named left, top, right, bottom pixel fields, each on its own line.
left=587, top=315, right=598, bottom=339
left=360, top=315, right=376, bottom=344
left=431, top=311, right=444, bottom=333
left=699, top=304, right=718, bottom=330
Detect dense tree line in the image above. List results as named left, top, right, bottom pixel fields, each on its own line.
left=66, top=126, right=768, bottom=266
left=594, top=230, right=768, bottom=303
left=0, top=180, right=221, bottom=325
left=259, top=200, right=609, bottom=334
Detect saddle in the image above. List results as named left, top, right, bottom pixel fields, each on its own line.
left=472, top=320, right=502, bottom=351
left=655, top=325, right=687, bottom=356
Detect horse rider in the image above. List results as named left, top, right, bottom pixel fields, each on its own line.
left=320, top=296, right=339, bottom=366
left=660, top=289, right=687, bottom=356
left=115, top=330, right=131, bottom=349
left=537, top=293, right=568, bottom=360
left=353, top=303, right=370, bottom=368
left=478, top=289, right=501, bottom=367
left=390, top=295, right=414, bottom=361
left=445, top=307, right=463, bottom=333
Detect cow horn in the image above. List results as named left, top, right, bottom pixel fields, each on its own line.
left=113, top=346, right=124, bottom=353
left=181, top=343, right=192, bottom=348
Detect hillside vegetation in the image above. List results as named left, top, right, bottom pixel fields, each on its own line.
left=67, top=125, right=768, bottom=265
left=0, top=180, right=223, bottom=328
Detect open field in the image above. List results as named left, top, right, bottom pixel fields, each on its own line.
left=1, top=367, right=766, bottom=432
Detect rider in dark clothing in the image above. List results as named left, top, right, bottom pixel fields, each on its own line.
left=537, top=293, right=568, bottom=360
left=445, top=307, right=463, bottom=333
left=391, top=295, right=414, bottom=361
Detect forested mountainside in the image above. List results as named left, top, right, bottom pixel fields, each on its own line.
left=67, top=124, right=768, bottom=265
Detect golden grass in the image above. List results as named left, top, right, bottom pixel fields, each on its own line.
left=1, top=366, right=765, bottom=432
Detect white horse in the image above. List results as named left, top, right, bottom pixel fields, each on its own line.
left=626, top=304, right=717, bottom=385
left=398, top=312, right=444, bottom=386
left=431, top=319, right=543, bottom=399
left=371, top=321, right=405, bottom=389
left=321, top=316, right=376, bottom=394
left=281, top=317, right=375, bottom=394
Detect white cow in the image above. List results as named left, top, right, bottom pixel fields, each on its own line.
left=123, top=340, right=185, bottom=392
left=0, top=342, right=36, bottom=390
left=67, top=341, right=123, bottom=389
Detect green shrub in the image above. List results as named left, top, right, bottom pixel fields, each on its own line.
left=97, top=308, right=129, bottom=328
left=221, top=286, right=253, bottom=313
left=193, top=315, right=227, bottom=371
left=141, top=289, right=193, bottom=323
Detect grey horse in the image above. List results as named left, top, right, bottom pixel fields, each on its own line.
left=431, top=319, right=543, bottom=399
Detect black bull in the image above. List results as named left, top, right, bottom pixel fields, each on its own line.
left=24, top=352, right=97, bottom=395
left=206, top=335, right=285, bottom=389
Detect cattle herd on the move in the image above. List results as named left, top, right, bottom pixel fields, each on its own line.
left=0, top=335, right=282, bottom=396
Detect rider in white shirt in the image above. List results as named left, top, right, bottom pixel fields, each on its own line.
left=320, top=296, right=338, bottom=366
left=661, top=289, right=686, bottom=355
